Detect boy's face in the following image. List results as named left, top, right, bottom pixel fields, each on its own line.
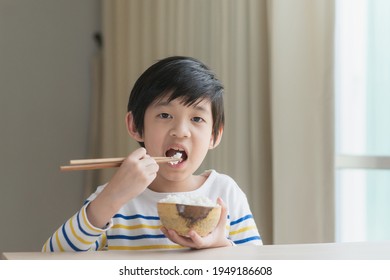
left=139, top=96, right=217, bottom=185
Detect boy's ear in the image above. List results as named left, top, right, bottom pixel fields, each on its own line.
left=209, top=127, right=224, bottom=149
left=126, top=112, right=144, bottom=142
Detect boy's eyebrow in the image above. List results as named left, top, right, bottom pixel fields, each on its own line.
left=153, top=99, right=211, bottom=112
left=192, top=103, right=210, bottom=112
left=153, top=100, right=171, bottom=107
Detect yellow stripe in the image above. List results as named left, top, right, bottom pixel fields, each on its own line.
left=70, top=216, right=94, bottom=245
left=55, top=230, right=64, bottom=252
left=109, top=244, right=184, bottom=250
left=111, top=224, right=161, bottom=230
left=229, top=226, right=257, bottom=236
left=43, top=240, right=48, bottom=252
left=98, top=233, right=107, bottom=250
left=81, top=206, right=103, bottom=234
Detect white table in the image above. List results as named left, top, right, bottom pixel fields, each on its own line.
left=2, top=241, right=390, bottom=260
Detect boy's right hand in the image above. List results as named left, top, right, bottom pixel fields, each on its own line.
left=106, top=147, right=159, bottom=204
left=86, top=147, right=159, bottom=228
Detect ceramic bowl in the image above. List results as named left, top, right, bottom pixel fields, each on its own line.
left=157, top=202, right=221, bottom=237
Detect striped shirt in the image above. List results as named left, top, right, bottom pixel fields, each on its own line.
left=42, top=170, right=262, bottom=252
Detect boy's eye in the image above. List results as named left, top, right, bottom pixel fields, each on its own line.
left=158, top=113, right=172, bottom=119
left=192, top=117, right=204, bottom=123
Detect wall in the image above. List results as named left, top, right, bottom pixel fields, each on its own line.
left=0, top=0, right=100, bottom=252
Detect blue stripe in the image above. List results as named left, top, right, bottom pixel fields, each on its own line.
left=113, top=213, right=160, bottom=220
left=107, top=234, right=166, bottom=240
left=230, top=214, right=253, bottom=226
left=49, top=236, right=54, bottom=252
left=76, top=211, right=101, bottom=237
left=234, top=236, right=262, bottom=244
left=62, top=222, right=85, bottom=252
left=95, top=240, right=99, bottom=250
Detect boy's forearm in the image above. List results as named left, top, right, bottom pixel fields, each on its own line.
left=42, top=205, right=106, bottom=252
left=86, top=189, right=124, bottom=229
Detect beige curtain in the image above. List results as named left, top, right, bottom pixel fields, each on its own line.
left=87, top=0, right=335, bottom=245
left=268, top=0, right=335, bottom=244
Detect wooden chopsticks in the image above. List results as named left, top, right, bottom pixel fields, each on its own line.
left=60, top=156, right=178, bottom=171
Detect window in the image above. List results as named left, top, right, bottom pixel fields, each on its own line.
left=335, top=0, right=390, bottom=242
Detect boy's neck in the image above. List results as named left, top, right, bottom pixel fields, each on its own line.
left=148, top=174, right=207, bottom=193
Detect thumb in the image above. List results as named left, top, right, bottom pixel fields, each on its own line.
left=216, top=197, right=228, bottom=227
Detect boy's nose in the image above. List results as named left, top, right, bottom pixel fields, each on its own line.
left=170, top=121, right=191, bottom=138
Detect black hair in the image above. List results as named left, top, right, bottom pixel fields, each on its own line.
left=127, top=56, right=224, bottom=144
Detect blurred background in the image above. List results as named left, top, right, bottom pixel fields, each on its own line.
left=1, top=0, right=389, bottom=253
left=1, top=0, right=100, bottom=252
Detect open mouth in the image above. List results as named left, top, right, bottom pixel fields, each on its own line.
left=165, top=148, right=188, bottom=165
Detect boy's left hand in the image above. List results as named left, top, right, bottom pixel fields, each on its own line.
left=161, top=197, right=233, bottom=249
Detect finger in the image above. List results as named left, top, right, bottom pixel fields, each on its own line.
left=163, top=228, right=198, bottom=248
left=132, top=147, right=147, bottom=159
left=122, top=148, right=147, bottom=166
left=160, top=226, right=168, bottom=236
left=172, top=230, right=205, bottom=249
left=145, top=162, right=159, bottom=175
left=217, top=196, right=226, bottom=208
left=141, top=156, right=159, bottom=176
left=187, top=230, right=204, bottom=248
left=216, top=197, right=228, bottom=226
left=160, top=227, right=177, bottom=242
left=142, top=156, right=157, bottom=167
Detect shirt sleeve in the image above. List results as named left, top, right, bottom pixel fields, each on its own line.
left=42, top=202, right=113, bottom=252
left=225, top=181, right=263, bottom=246
left=228, top=210, right=263, bottom=246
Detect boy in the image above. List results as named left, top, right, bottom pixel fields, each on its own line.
left=43, top=56, right=262, bottom=251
